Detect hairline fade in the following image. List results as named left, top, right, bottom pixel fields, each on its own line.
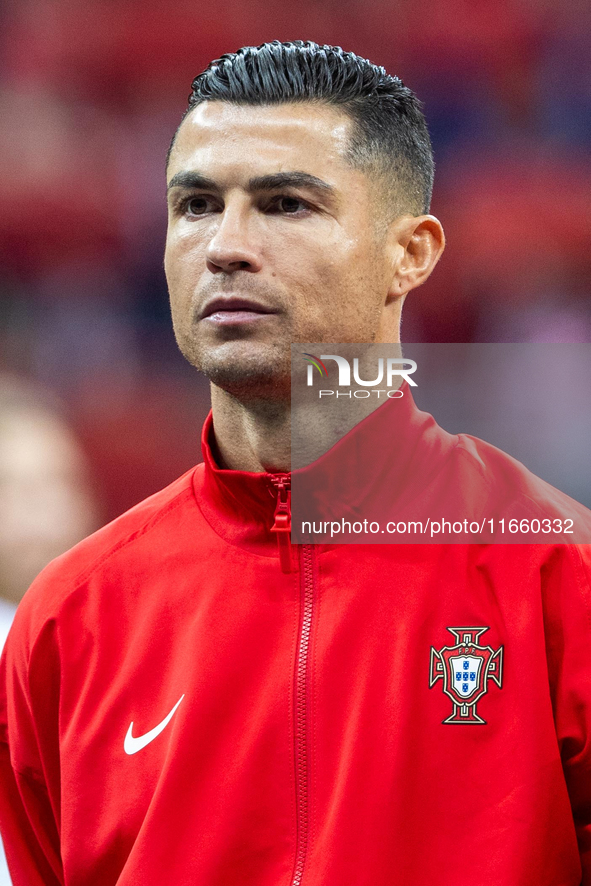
left=166, top=41, right=434, bottom=216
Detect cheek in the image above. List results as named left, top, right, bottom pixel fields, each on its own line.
left=164, top=232, right=179, bottom=290
left=165, top=235, right=202, bottom=305
left=307, top=240, right=380, bottom=307
left=305, top=248, right=386, bottom=337
left=165, top=247, right=194, bottom=339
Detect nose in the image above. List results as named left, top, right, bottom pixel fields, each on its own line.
left=205, top=204, right=263, bottom=274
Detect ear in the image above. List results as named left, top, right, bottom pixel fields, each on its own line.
left=385, top=215, right=445, bottom=300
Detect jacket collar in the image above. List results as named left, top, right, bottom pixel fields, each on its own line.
left=193, top=412, right=289, bottom=557
left=192, top=389, right=458, bottom=557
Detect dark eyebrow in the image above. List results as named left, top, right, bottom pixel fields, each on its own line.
left=167, top=172, right=219, bottom=193
left=167, top=170, right=336, bottom=201
left=247, top=172, right=336, bottom=198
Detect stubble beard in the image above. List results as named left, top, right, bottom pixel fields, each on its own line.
left=177, top=333, right=292, bottom=402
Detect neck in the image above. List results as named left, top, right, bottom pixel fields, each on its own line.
left=210, top=345, right=405, bottom=473
left=210, top=385, right=292, bottom=472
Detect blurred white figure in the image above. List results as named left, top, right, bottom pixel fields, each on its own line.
left=0, top=375, right=100, bottom=886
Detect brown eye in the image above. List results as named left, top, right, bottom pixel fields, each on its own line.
left=185, top=197, right=211, bottom=216
left=278, top=196, right=304, bottom=213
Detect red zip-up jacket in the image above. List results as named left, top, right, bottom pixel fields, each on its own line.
left=1, top=394, right=591, bottom=886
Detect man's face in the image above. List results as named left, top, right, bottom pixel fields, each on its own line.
left=165, top=101, right=397, bottom=397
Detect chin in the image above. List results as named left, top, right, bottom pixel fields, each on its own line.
left=191, top=344, right=291, bottom=400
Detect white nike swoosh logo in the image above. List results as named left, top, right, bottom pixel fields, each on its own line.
left=124, top=694, right=185, bottom=755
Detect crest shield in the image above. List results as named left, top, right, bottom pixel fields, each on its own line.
left=429, top=627, right=503, bottom=724
left=450, top=655, right=482, bottom=699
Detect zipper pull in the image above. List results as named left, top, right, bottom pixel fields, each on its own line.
left=270, top=475, right=292, bottom=574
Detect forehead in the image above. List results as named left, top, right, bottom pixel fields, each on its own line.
left=168, top=101, right=358, bottom=186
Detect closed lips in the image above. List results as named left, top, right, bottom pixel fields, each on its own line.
left=200, top=298, right=277, bottom=318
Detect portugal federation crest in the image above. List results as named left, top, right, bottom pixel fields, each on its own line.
left=429, top=627, right=503, bottom=724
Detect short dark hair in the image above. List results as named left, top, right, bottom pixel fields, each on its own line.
left=167, top=41, right=434, bottom=214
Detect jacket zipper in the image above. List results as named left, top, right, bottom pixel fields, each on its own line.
left=291, top=543, right=314, bottom=886
left=270, top=475, right=292, bottom=574
left=270, top=476, right=314, bottom=884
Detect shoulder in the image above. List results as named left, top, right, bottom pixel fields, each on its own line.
left=9, top=465, right=203, bottom=646
left=455, top=433, right=591, bottom=529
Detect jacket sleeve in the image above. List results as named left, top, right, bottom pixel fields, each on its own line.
left=0, top=743, right=63, bottom=885
left=0, top=609, right=64, bottom=886
left=548, top=545, right=591, bottom=885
